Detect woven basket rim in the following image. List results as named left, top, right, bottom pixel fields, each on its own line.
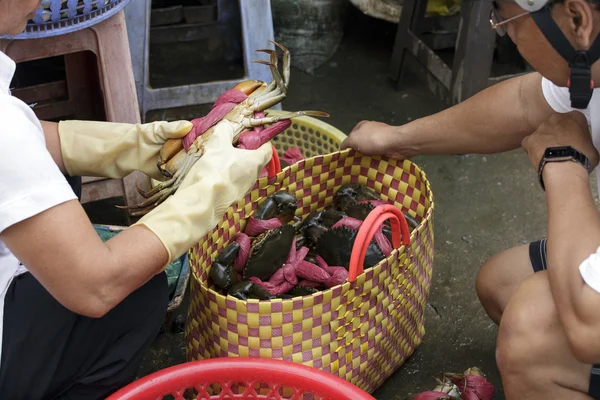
left=266, top=109, right=348, bottom=145
left=190, top=148, right=435, bottom=304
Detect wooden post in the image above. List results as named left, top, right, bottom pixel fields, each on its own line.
left=450, top=0, right=496, bottom=104
left=389, top=0, right=501, bottom=107
left=389, top=0, right=429, bottom=84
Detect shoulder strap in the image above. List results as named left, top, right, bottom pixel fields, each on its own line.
left=531, top=7, right=600, bottom=109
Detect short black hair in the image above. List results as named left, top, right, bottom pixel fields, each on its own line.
left=549, top=0, right=600, bottom=10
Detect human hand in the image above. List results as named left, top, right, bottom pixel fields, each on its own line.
left=135, top=120, right=272, bottom=264
left=521, top=111, right=599, bottom=172
left=58, top=119, right=193, bottom=180
left=340, top=120, right=417, bottom=159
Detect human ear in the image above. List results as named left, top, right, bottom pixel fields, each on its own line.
left=563, top=0, right=595, bottom=48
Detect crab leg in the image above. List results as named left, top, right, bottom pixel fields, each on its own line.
left=138, top=152, right=192, bottom=199
left=158, top=139, right=184, bottom=168
left=270, top=40, right=290, bottom=87
left=122, top=151, right=202, bottom=213
left=241, top=111, right=330, bottom=128
left=171, top=153, right=201, bottom=188
left=252, top=86, right=282, bottom=104
left=247, top=80, right=276, bottom=101
left=254, top=49, right=286, bottom=95
left=234, top=80, right=264, bottom=96
left=251, top=94, right=287, bottom=113
left=159, top=148, right=187, bottom=178
left=136, top=171, right=178, bottom=199
left=118, top=185, right=177, bottom=213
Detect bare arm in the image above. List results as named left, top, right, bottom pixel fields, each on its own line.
left=0, top=200, right=169, bottom=318
left=342, top=72, right=556, bottom=157
left=402, top=72, right=554, bottom=154
left=521, top=112, right=600, bottom=364
left=40, top=121, right=67, bottom=174
left=544, top=162, right=600, bottom=363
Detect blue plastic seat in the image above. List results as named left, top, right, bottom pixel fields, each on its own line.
left=2, top=0, right=131, bottom=39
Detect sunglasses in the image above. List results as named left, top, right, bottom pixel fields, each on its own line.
left=489, top=3, right=530, bottom=36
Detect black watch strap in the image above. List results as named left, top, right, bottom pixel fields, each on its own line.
left=538, top=146, right=591, bottom=190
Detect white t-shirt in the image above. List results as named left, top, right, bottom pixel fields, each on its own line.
left=0, top=51, right=77, bottom=362
left=541, top=78, right=600, bottom=188
left=541, top=77, right=600, bottom=292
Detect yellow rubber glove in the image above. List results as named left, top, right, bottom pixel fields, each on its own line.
left=134, top=120, right=273, bottom=265
left=57, top=120, right=193, bottom=181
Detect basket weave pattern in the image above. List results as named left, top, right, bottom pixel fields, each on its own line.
left=271, top=123, right=340, bottom=157
left=266, top=111, right=347, bottom=159
left=184, top=149, right=434, bottom=393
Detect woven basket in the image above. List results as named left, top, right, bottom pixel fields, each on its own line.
left=266, top=110, right=347, bottom=158
left=184, top=149, right=435, bottom=393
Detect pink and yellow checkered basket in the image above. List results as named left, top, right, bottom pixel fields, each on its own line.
left=184, top=146, right=434, bottom=394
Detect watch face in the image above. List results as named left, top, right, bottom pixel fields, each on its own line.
left=545, top=146, right=573, bottom=158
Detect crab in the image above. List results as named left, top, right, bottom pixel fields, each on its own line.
left=211, top=191, right=352, bottom=299
left=243, top=225, right=296, bottom=281
left=300, top=208, right=346, bottom=244
left=248, top=236, right=350, bottom=296
left=335, top=183, right=420, bottom=230
left=120, top=41, right=329, bottom=216
left=304, top=184, right=400, bottom=270
left=333, top=183, right=382, bottom=212
left=251, top=191, right=298, bottom=222
left=209, top=191, right=298, bottom=300
left=315, top=226, right=386, bottom=270
left=227, top=281, right=275, bottom=301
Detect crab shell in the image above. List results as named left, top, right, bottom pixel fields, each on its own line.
left=289, top=286, right=321, bottom=297
left=345, top=202, right=395, bottom=243
left=243, top=224, right=296, bottom=281
left=227, top=281, right=274, bottom=301
left=301, top=208, right=346, bottom=244
left=254, top=191, right=298, bottom=221
left=209, top=241, right=241, bottom=290
left=346, top=201, right=420, bottom=235
left=316, top=226, right=385, bottom=270
left=334, top=183, right=381, bottom=211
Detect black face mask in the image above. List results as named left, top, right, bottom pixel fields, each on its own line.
left=531, top=6, right=600, bottom=109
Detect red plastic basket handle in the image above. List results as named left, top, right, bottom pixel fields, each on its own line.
left=266, top=144, right=281, bottom=178
left=348, top=204, right=411, bottom=282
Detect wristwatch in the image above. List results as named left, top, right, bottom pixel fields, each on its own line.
left=537, top=146, right=592, bottom=190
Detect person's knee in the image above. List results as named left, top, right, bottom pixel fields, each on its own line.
left=476, top=245, right=533, bottom=324
left=476, top=256, right=504, bottom=321
left=496, top=273, right=553, bottom=379
left=496, top=302, right=538, bottom=379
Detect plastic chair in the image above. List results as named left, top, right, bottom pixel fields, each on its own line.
left=106, top=358, right=376, bottom=400
left=0, top=8, right=149, bottom=222
left=123, top=0, right=279, bottom=122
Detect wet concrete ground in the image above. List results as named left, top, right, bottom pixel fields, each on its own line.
left=128, top=7, right=600, bottom=400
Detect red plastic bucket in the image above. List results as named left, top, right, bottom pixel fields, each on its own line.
left=107, top=358, right=376, bottom=400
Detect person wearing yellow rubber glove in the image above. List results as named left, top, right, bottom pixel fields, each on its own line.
left=134, top=121, right=273, bottom=266
left=56, top=119, right=193, bottom=181
left=1, top=115, right=271, bottom=399
left=0, top=3, right=271, bottom=397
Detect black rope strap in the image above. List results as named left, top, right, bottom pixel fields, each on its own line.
left=531, top=6, right=600, bottom=109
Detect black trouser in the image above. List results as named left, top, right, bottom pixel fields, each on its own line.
left=530, top=239, right=600, bottom=399
left=0, top=272, right=167, bottom=400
